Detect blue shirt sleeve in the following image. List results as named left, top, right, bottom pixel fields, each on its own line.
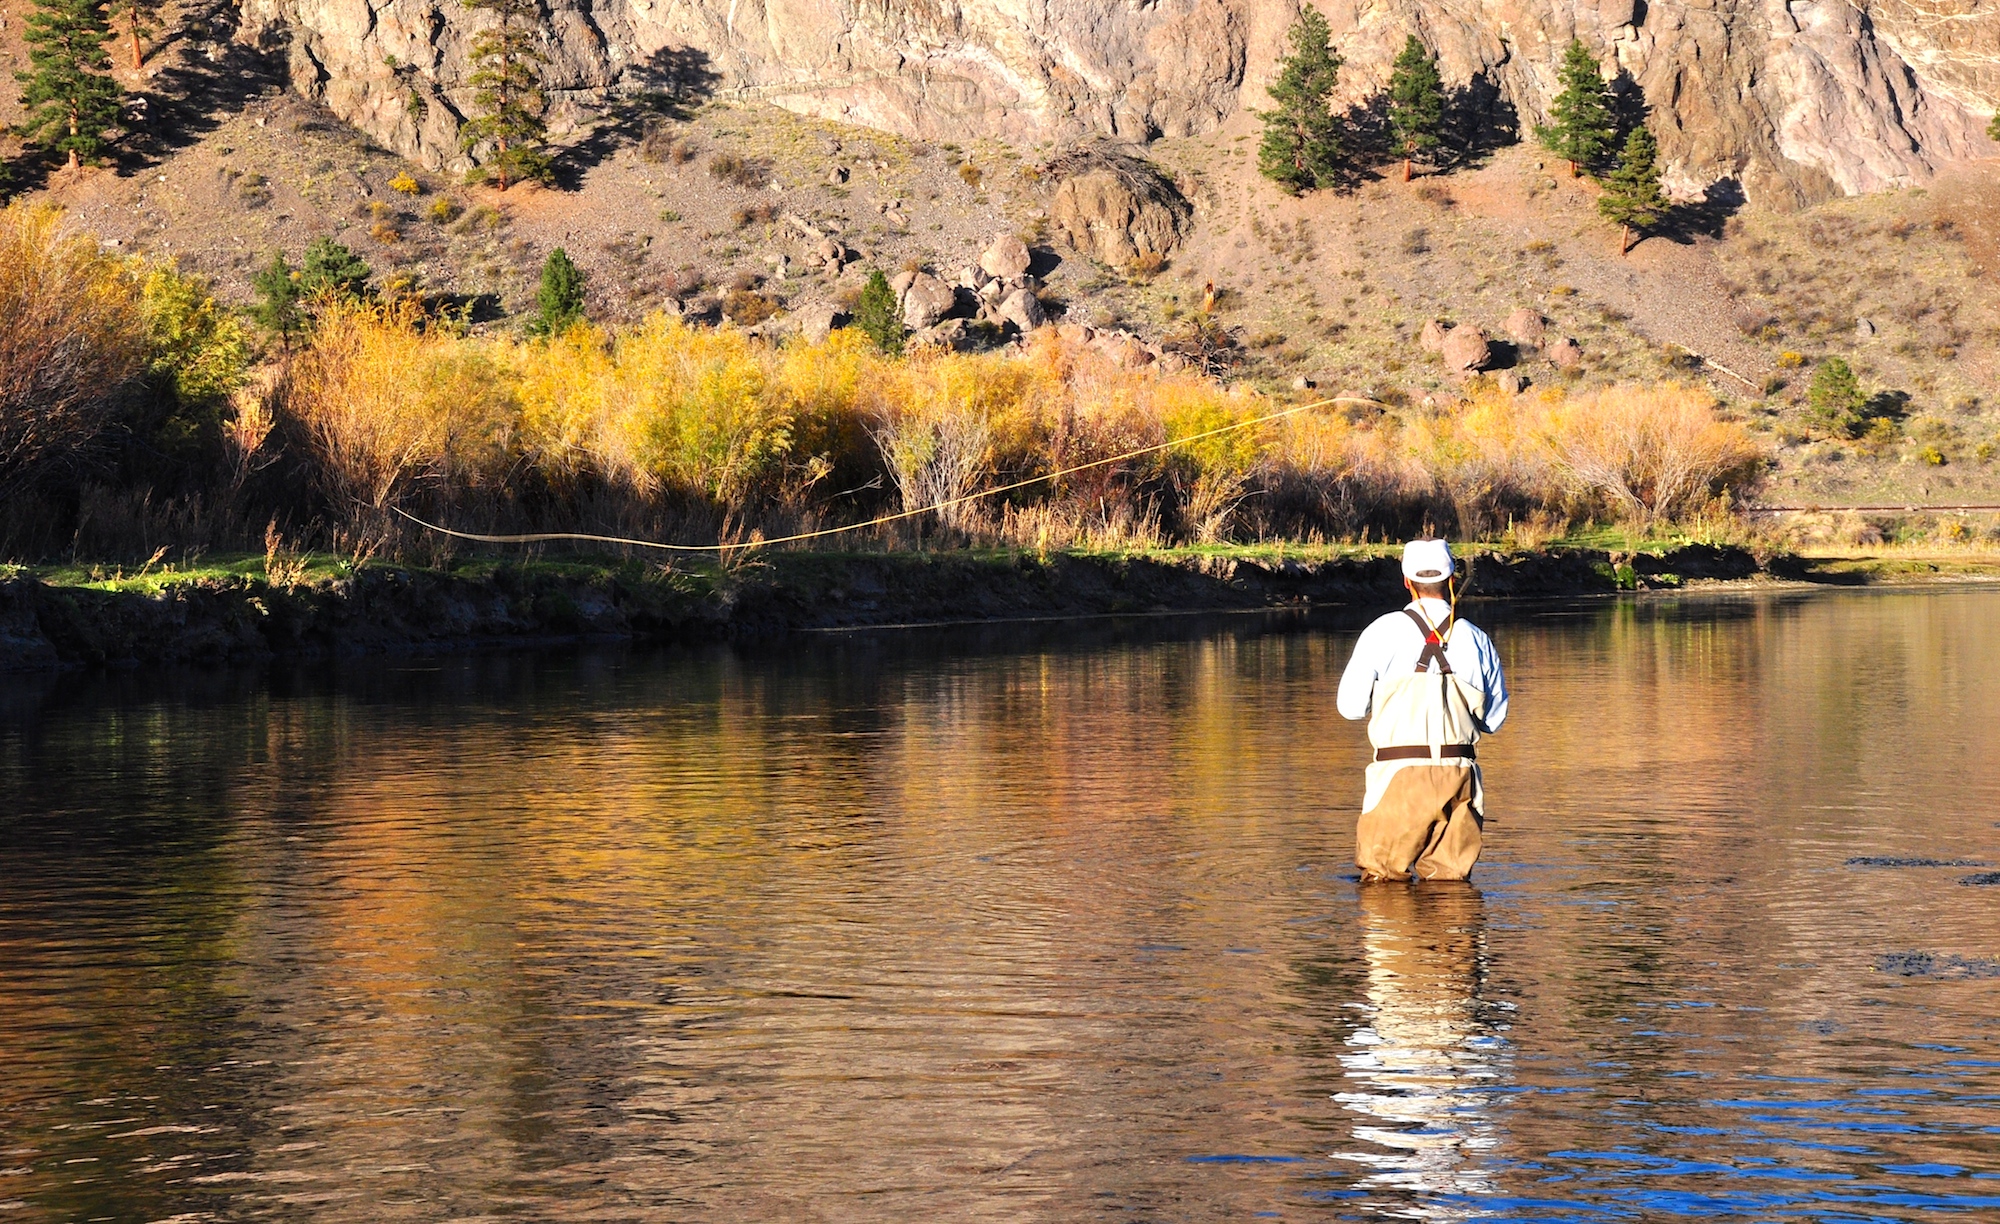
left=1337, top=620, right=1386, bottom=721
left=1475, top=627, right=1509, bottom=734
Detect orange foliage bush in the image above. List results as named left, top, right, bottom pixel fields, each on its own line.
left=0, top=204, right=149, bottom=495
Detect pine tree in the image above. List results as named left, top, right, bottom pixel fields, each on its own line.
left=251, top=251, right=303, bottom=340
left=1807, top=358, right=1867, bottom=438
left=1258, top=7, right=1344, bottom=194
left=16, top=0, right=123, bottom=172
left=534, top=247, right=586, bottom=334
left=1597, top=125, right=1669, bottom=254
left=107, top=0, right=160, bottom=70
left=1387, top=35, right=1444, bottom=183
left=300, top=237, right=373, bottom=299
left=1538, top=40, right=1616, bottom=177
left=460, top=0, right=552, bottom=192
left=852, top=269, right=904, bottom=355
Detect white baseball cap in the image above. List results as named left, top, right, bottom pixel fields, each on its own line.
left=1401, top=538, right=1455, bottom=583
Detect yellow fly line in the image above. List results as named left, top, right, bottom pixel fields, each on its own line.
left=393, top=394, right=1382, bottom=555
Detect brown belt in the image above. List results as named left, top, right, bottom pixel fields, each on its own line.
left=1374, top=745, right=1476, bottom=762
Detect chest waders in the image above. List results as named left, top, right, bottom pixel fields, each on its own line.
left=1355, top=607, right=1490, bottom=882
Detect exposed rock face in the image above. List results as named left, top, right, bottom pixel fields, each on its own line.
left=1046, top=144, right=1193, bottom=267
left=237, top=0, right=1999, bottom=206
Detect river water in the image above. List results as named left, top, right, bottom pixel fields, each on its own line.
left=2, top=588, right=1998, bottom=1221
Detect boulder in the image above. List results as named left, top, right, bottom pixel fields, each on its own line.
left=1419, top=319, right=1449, bottom=353
left=1093, top=330, right=1154, bottom=368
left=913, top=318, right=976, bottom=351
left=1493, top=369, right=1528, bottom=394
left=1504, top=308, right=1546, bottom=347
left=900, top=272, right=957, bottom=330
left=1046, top=143, right=1193, bottom=267
left=997, top=287, right=1047, bottom=332
left=1547, top=337, right=1584, bottom=369
left=795, top=301, right=845, bottom=344
left=1855, top=316, right=1877, bottom=339
left=1441, top=326, right=1492, bottom=373
left=979, top=233, right=1032, bottom=281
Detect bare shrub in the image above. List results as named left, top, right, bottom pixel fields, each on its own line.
left=1542, top=383, right=1764, bottom=526
left=708, top=151, right=770, bottom=188
left=0, top=204, right=149, bottom=497
left=872, top=402, right=992, bottom=535
left=722, top=288, right=778, bottom=325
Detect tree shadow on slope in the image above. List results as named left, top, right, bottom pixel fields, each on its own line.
left=1441, top=72, right=1519, bottom=171
left=1332, top=69, right=1518, bottom=187
left=1657, top=177, right=1746, bottom=246
left=552, top=46, right=720, bottom=189
left=111, top=0, right=287, bottom=175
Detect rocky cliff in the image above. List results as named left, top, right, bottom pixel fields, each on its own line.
left=236, top=0, right=1997, bottom=208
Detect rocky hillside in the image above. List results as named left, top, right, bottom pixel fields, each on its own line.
left=232, top=0, right=2000, bottom=210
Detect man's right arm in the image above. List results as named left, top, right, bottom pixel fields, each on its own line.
left=1336, top=622, right=1384, bottom=721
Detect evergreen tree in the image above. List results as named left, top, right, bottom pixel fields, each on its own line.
left=300, top=237, right=373, bottom=299
left=1597, top=125, right=1669, bottom=253
left=1990, top=108, right=1999, bottom=142
left=1538, top=40, right=1616, bottom=176
left=250, top=251, right=303, bottom=340
left=107, top=0, right=160, bottom=70
left=16, top=0, right=122, bottom=172
left=534, top=246, right=586, bottom=333
left=460, top=0, right=552, bottom=191
left=1807, top=357, right=1867, bottom=438
left=1386, top=35, right=1444, bottom=183
left=852, top=269, right=904, bottom=355
left=1257, top=7, right=1344, bottom=194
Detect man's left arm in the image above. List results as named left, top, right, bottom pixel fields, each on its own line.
left=1476, top=630, right=1509, bottom=734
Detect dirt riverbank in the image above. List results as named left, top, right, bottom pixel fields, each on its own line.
left=2, top=545, right=1994, bottom=670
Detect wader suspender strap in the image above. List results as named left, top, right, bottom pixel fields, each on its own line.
left=1372, top=607, right=1476, bottom=763
left=1403, top=607, right=1454, bottom=674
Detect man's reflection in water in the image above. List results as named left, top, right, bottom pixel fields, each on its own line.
left=1333, top=883, right=1509, bottom=1217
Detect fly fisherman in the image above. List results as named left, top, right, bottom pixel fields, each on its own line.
left=1336, top=539, right=1509, bottom=882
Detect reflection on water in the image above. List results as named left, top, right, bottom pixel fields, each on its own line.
left=1335, top=885, right=1504, bottom=1216
left=2, top=589, right=1999, bottom=1220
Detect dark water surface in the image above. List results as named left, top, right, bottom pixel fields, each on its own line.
left=3, top=589, right=1998, bottom=1221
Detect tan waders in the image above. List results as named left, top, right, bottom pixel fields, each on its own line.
left=1357, top=609, right=1488, bottom=882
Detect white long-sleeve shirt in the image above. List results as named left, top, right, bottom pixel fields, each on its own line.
left=1336, top=598, right=1509, bottom=734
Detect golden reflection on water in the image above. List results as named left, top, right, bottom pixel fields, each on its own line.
left=1, top=590, right=1998, bottom=1220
